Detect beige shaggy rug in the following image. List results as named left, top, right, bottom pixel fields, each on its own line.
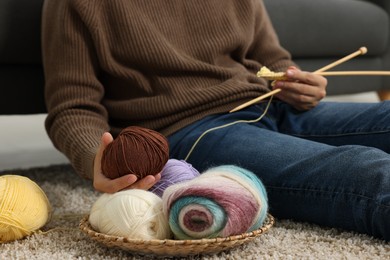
left=0, top=164, right=389, bottom=259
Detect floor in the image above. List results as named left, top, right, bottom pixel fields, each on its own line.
left=0, top=92, right=380, bottom=171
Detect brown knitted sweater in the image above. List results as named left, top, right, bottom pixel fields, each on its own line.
left=42, top=0, right=295, bottom=179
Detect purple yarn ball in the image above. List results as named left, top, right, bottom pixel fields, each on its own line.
left=150, top=159, right=200, bottom=197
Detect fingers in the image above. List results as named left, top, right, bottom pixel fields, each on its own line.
left=127, top=172, right=162, bottom=190
left=285, top=68, right=328, bottom=91
left=272, top=68, right=327, bottom=110
left=274, top=90, right=319, bottom=111
left=274, top=80, right=326, bottom=99
left=97, top=172, right=161, bottom=193
left=94, top=173, right=138, bottom=193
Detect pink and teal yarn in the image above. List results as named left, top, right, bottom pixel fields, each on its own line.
left=162, top=165, right=268, bottom=240
left=150, top=159, right=200, bottom=197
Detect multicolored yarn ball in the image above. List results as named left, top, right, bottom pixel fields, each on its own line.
left=0, top=175, right=51, bottom=243
left=101, top=126, right=169, bottom=179
left=162, top=165, right=268, bottom=240
left=89, top=189, right=172, bottom=240
left=150, top=159, right=200, bottom=197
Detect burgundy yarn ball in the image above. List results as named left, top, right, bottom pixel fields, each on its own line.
left=101, top=126, right=169, bottom=179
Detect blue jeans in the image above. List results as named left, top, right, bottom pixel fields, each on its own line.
left=168, top=100, right=390, bottom=241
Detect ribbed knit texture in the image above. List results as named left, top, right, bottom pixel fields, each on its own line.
left=42, top=0, right=295, bottom=179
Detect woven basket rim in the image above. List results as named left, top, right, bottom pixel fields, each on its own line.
left=79, top=214, right=274, bottom=257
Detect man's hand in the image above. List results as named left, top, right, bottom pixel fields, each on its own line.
left=273, top=66, right=327, bottom=111
left=93, top=132, right=161, bottom=193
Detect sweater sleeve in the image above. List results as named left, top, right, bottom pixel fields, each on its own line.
left=247, top=0, right=297, bottom=72
left=42, top=0, right=109, bottom=179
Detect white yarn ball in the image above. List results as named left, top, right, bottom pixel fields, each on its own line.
left=89, top=189, right=172, bottom=240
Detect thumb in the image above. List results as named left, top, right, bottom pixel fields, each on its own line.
left=94, top=132, right=114, bottom=172
left=101, top=132, right=114, bottom=148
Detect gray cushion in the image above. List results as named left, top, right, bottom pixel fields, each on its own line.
left=264, top=0, right=389, bottom=58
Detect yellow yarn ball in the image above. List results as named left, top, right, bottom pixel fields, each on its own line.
left=89, top=189, right=172, bottom=240
left=0, top=175, right=51, bottom=243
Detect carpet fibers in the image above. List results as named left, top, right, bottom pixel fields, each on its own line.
left=0, top=165, right=389, bottom=259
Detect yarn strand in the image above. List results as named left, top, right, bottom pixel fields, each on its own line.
left=184, top=96, right=274, bottom=160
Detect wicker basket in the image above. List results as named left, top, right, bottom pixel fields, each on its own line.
left=79, top=214, right=274, bottom=257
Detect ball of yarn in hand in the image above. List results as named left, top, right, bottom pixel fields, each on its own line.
left=150, top=159, right=200, bottom=197
left=101, top=126, right=169, bottom=179
left=89, top=189, right=172, bottom=240
left=0, top=175, right=51, bottom=243
left=162, top=165, right=268, bottom=240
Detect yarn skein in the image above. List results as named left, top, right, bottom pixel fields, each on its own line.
left=162, top=165, right=268, bottom=240
left=150, top=159, right=200, bottom=197
left=101, top=126, right=169, bottom=179
left=89, top=189, right=172, bottom=240
left=0, top=175, right=51, bottom=243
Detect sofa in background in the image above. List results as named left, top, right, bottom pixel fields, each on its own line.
left=265, top=0, right=390, bottom=98
left=1, top=0, right=390, bottom=115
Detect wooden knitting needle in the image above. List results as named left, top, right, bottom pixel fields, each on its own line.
left=257, top=70, right=390, bottom=81
left=318, top=71, right=390, bottom=76
left=258, top=46, right=369, bottom=80
left=229, top=47, right=368, bottom=113
left=229, top=89, right=281, bottom=113
left=314, top=46, right=367, bottom=73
